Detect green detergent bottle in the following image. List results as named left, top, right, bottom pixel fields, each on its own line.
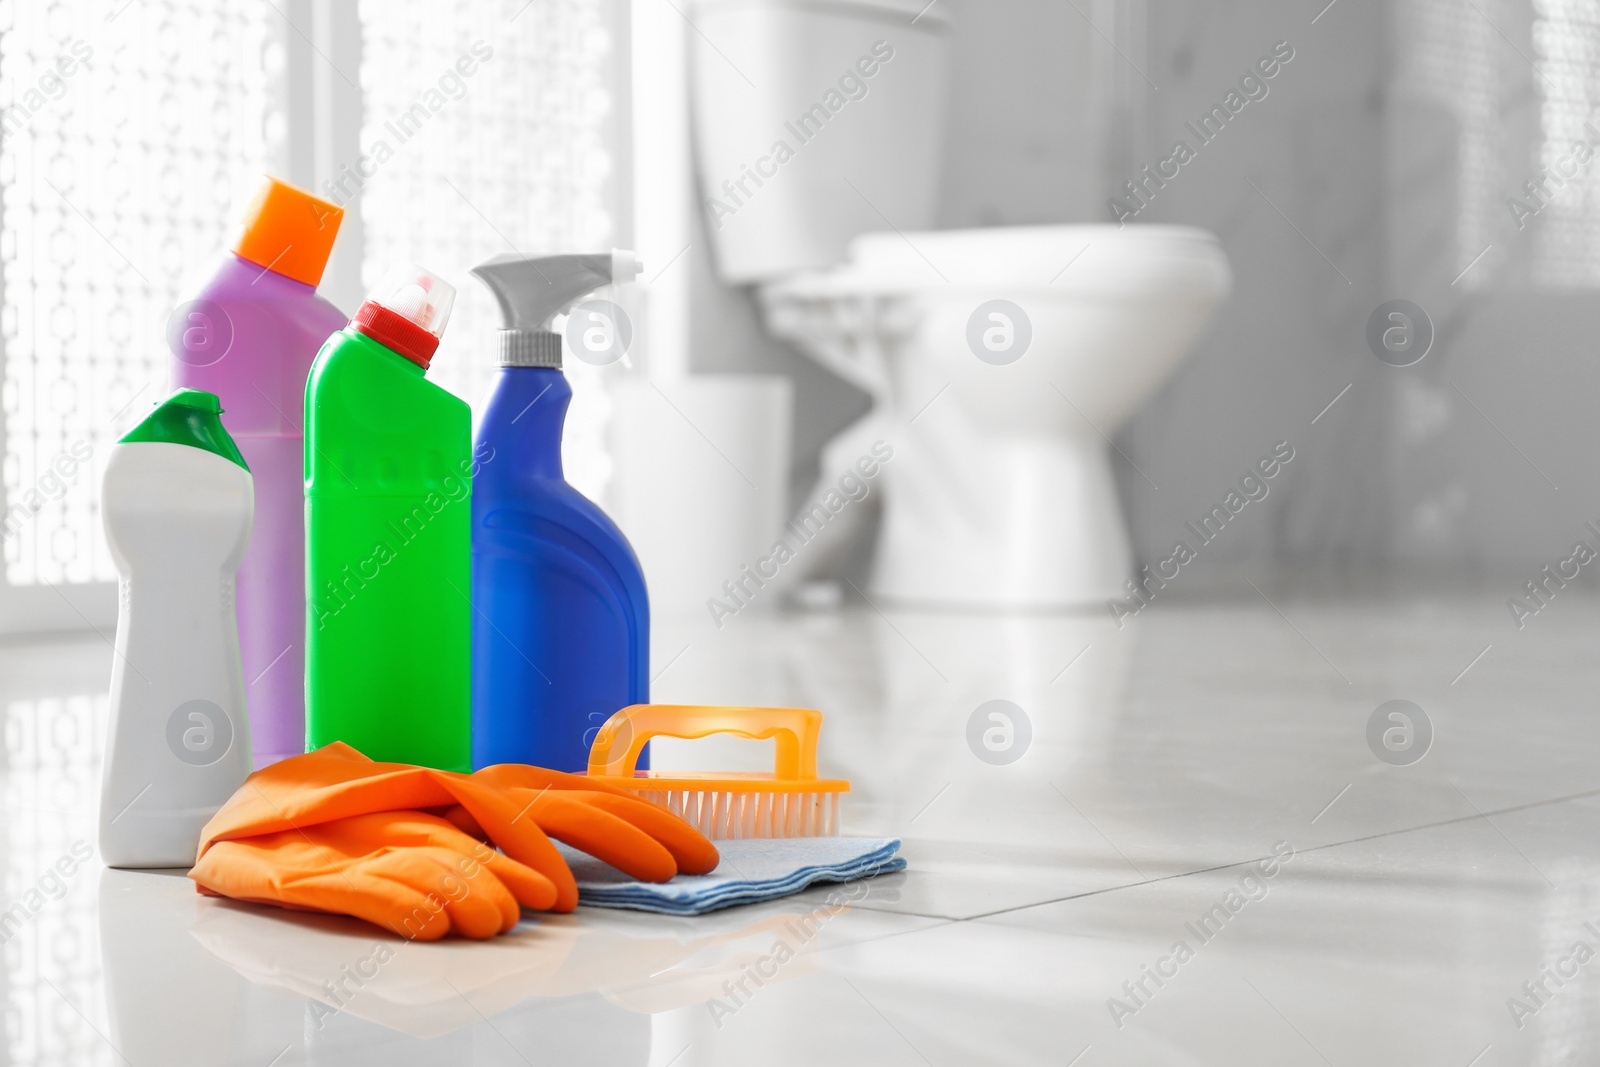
left=304, top=265, right=474, bottom=769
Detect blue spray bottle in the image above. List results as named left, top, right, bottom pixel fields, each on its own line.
left=470, top=251, right=649, bottom=771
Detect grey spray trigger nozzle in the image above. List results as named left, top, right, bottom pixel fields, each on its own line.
left=470, top=250, right=642, bottom=368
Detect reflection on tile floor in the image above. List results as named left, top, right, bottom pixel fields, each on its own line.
left=3, top=593, right=1599, bottom=1064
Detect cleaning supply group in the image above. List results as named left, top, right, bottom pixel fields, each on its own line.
left=95, top=177, right=882, bottom=939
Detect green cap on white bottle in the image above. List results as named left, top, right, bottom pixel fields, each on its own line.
left=120, top=388, right=249, bottom=470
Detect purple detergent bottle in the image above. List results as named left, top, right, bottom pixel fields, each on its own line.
left=168, top=177, right=346, bottom=766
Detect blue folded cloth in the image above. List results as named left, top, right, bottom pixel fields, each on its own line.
left=561, top=836, right=906, bottom=916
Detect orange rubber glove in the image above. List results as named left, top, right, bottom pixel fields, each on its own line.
left=423, top=772, right=721, bottom=910
left=197, top=743, right=719, bottom=913
left=189, top=809, right=558, bottom=940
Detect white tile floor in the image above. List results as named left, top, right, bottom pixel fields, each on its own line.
left=2, top=591, right=1595, bottom=1065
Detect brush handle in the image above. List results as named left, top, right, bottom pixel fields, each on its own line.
left=587, top=704, right=822, bottom=780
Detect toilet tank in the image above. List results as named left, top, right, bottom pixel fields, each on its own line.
left=688, top=0, right=952, bottom=284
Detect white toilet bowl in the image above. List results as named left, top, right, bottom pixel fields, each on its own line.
left=762, top=225, right=1232, bottom=608
left=686, top=0, right=1232, bottom=608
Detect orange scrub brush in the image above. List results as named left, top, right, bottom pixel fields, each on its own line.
left=585, top=705, right=850, bottom=839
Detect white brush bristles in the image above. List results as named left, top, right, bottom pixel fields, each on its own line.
left=636, top=789, right=842, bottom=839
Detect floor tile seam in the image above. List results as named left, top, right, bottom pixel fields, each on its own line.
left=952, top=783, right=1600, bottom=923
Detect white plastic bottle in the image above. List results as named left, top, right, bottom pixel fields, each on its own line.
left=100, top=389, right=255, bottom=868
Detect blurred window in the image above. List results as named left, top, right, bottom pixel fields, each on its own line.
left=0, top=0, right=628, bottom=621
left=0, top=2, right=276, bottom=588
left=1533, top=0, right=1600, bottom=285
left=356, top=0, right=626, bottom=500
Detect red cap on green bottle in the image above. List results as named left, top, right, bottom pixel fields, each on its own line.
left=350, top=265, right=456, bottom=369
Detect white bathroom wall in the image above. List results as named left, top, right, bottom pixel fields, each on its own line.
left=935, top=0, right=1118, bottom=228
left=1121, top=0, right=1600, bottom=586
left=1116, top=0, right=1392, bottom=587
left=1375, top=0, right=1600, bottom=583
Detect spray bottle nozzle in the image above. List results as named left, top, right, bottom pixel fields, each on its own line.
left=470, top=250, right=642, bottom=368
